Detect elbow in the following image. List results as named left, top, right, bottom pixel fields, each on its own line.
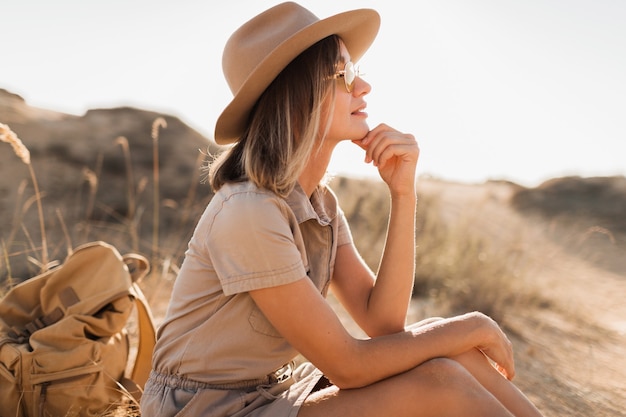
left=320, top=340, right=374, bottom=389
left=362, top=300, right=408, bottom=337
left=365, top=320, right=406, bottom=338
left=327, top=369, right=372, bottom=390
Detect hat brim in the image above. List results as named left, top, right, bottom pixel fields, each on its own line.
left=214, top=8, right=380, bottom=145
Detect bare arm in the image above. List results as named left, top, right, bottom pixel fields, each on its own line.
left=332, top=124, right=419, bottom=335
left=249, top=277, right=514, bottom=389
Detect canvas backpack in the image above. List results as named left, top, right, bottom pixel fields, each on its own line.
left=0, top=241, right=157, bottom=417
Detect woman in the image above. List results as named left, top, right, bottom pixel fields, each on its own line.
left=141, top=2, right=544, bottom=416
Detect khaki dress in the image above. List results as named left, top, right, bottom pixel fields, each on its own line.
left=141, top=181, right=353, bottom=417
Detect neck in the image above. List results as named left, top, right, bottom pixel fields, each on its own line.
left=298, top=141, right=336, bottom=197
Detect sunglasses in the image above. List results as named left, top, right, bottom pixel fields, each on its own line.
left=332, top=61, right=361, bottom=93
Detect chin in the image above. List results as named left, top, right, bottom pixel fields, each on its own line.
left=327, top=124, right=369, bottom=143
left=351, top=125, right=370, bottom=140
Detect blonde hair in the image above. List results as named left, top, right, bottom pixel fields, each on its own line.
left=209, top=35, right=340, bottom=197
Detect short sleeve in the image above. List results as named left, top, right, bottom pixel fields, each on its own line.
left=207, top=191, right=307, bottom=296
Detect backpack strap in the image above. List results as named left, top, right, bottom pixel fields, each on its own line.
left=122, top=253, right=157, bottom=401
left=7, top=307, right=64, bottom=343
left=124, top=253, right=151, bottom=284
left=130, top=284, right=156, bottom=386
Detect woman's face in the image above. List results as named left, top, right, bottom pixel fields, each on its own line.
left=324, top=41, right=372, bottom=143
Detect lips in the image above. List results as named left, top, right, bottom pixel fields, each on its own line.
left=352, top=103, right=367, bottom=115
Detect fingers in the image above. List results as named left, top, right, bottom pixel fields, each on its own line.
left=478, top=316, right=516, bottom=381
left=497, top=329, right=515, bottom=380
left=478, top=348, right=514, bottom=380
left=495, top=362, right=511, bottom=380
left=352, top=123, right=419, bottom=168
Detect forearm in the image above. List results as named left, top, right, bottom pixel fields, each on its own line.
left=334, top=312, right=489, bottom=389
left=366, top=192, right=417, bottom=333
left=252, top=278, right=513, bottom=392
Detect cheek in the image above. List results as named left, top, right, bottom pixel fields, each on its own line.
left=329, top=96, right=351, bottom=124
left=324, top=92, right=368, bottom=140
left=326, top=106, right=349, bottom=137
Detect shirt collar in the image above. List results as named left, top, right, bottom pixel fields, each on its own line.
left=286, top=182, right=338, bottom=226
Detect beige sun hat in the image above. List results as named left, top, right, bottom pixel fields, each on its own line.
left=214, top=2, right=380, bottom=145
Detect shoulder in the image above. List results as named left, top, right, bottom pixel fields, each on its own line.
left=215, top=182, right=290, bottom=217
left=201, top=182, right=295, bottom=235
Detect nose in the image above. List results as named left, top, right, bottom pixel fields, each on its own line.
left=353, top=76, right=371, bottom=96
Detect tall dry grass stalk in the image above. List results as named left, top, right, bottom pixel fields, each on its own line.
left=1, top=241, right=14, bottom=289
left=179, top=151, right=205, bottom=228
left=55, top=208, right=73, bottom=255
left=82, top=167, right=98, bottom=215
left=114, top=136, right=140, bottom=250
left=151, top=117, right=167, bottom=274
left=6, top=180, right=28, bottom=249
left=0, top=123, right=49, bottom=272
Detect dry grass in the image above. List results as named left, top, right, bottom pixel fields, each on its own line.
left=330, top=176, right=545, bottom=323
left=0, top=123, right=48, bottom=273
left=0, top=120, right=209, bottom=289
left=0, top=120, right=205, bottom=415
left=412, top=191, right=547, bottom=321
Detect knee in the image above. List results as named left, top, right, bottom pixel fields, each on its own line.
left=405, top=358, right=508, bottom=415
left=414, top=357, right=468, bottom=385
left=410, top=357, right=487, bottom=398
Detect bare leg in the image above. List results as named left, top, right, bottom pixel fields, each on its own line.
left=298, top=357, right=515, bottom=417
left=409, top=318, right=543, bottom=416
left=451, top=348, right=543, bottom=417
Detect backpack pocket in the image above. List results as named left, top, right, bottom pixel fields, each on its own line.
left=0, top=342, right=27, bottom=417
left=27, top=332, right=130, bottom=417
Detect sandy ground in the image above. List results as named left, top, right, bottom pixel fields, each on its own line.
left=416, top=179, right=626, bottom=416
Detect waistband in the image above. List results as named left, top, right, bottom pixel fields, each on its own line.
left=149, top=361, right=295, bottom=391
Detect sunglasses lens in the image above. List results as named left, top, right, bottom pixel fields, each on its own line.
left=344, top=62, right=356, bottom=92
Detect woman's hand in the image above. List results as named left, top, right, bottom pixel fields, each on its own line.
left=352, top=123, right=419, bottom=196
left=465, top=312, right=516, bottom=380
left=412, top=312, right=516, bottom=381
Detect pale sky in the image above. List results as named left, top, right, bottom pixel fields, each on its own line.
left=3, top=0, right=625, bottom=187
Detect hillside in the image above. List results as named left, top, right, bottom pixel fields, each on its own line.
left=1, top=88, right=220, bottom=278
